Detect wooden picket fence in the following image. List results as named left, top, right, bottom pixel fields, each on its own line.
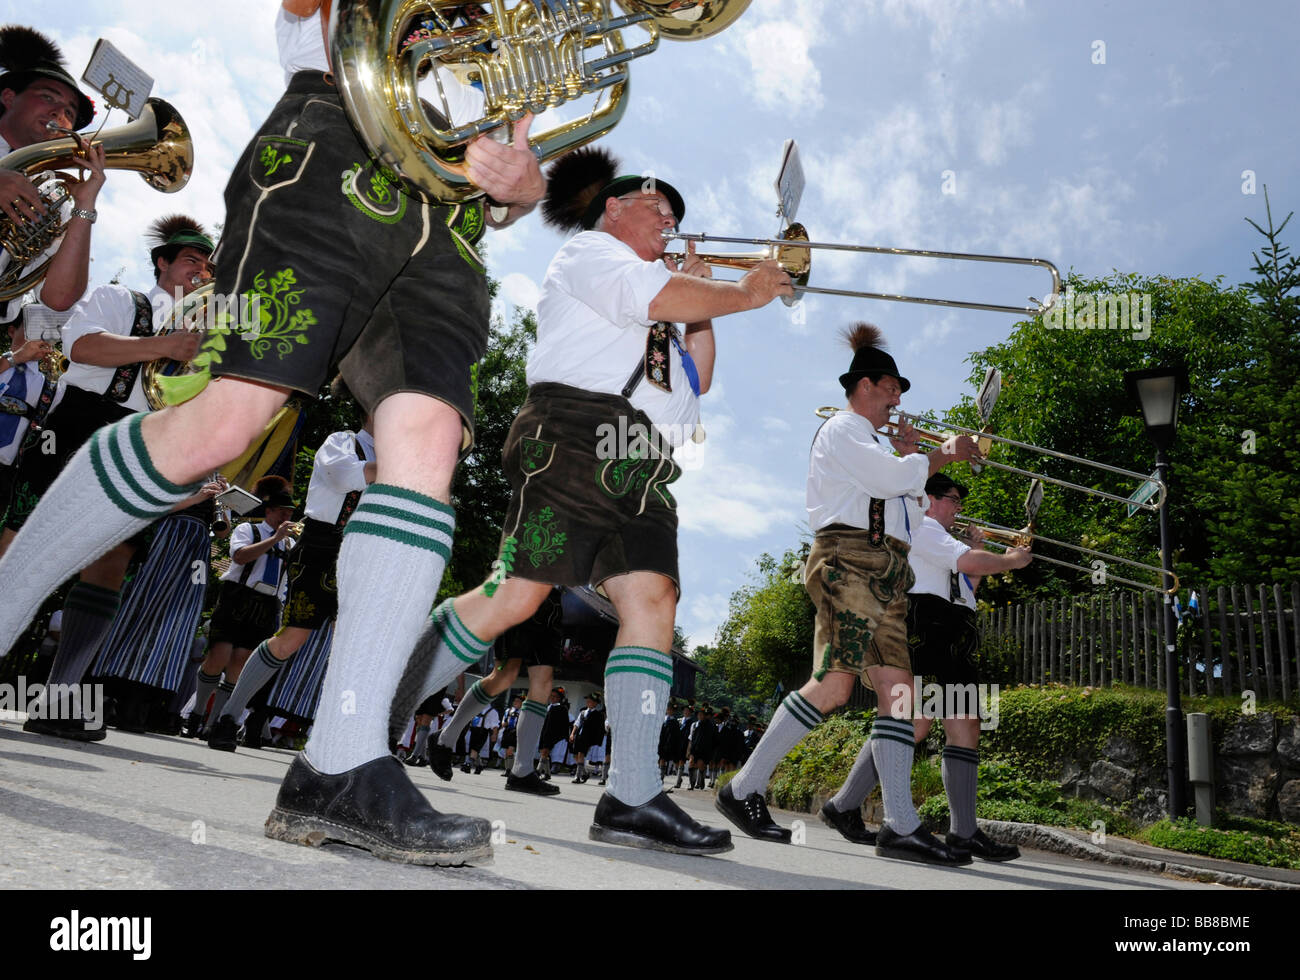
left=978, top=582, right=1299, bottom=702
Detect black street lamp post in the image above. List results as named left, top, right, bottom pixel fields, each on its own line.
left=1124, top=367, right=1189, bottom=819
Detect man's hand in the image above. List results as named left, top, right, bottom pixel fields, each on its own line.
left=11, top=338, right=53, bottom=365
left=199, top=477, right=228, bottom=499
left=939, top=434, right=984, bottom=464
left=889, top=419, right=923, bottom=456
left=0, top=169, right=48, bottom=225
left=68, top=142, right=107, bottom=210
left=160, top=331, right=203, bottom=362
left=467, top=113, right=544, bottom=210
left=1003, top=545, right=1033, bottom=569
left=666, top=240, right=712, bottom=279
left=737, top=259, right=793, bottom=309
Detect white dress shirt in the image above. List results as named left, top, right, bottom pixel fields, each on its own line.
left=303, top=428, right=374, bottom=523
left=59, top=283, right=174, bottom=414
left=220, top=520, right=294, bottom=596
left=0, top=358, right=47, bottom=465
left=531, top=231, right=701, bottom=444
left=806, top=411, right=929, bottom=541
left=908, top=515, right=977, bottom=610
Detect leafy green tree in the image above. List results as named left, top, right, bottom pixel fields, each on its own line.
left=690, top=644, right=770, bottom=720
left=711, top=549, right=814, bottom=699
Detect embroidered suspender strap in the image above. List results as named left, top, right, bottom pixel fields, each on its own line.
left=335, top=435, right=368, bottom=529
left=237, top=524, right=263, bottom=586
left=15, top=372, right=58, bottom=456
left=949, top=571, right=962, bottom=603
left=867, top=498, right=886, bottom=545
left=623, top=321, right=679, bottom=398
left=104, top=291, right=155, bottom=404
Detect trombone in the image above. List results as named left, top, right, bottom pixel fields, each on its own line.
left=954, top=517, right=1179, bottom=595
left=663, top=223, right=1061, bottom=316
left=875, top=410, right=1166, bottom=513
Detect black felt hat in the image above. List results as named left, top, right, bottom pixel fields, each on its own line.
left=838, top=323, right=910, bottom=395
left=0, top=27, right=95, bottom=130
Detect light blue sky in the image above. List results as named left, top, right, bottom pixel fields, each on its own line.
left=14, top=1, right=1298, bottom=648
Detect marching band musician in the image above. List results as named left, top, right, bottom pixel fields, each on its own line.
left=0, top=0, right=544, bottom=866
left=392, top=145, right=792, bottom=856
left=183, top=474, right=297, bottom=740
left=0, top=25, right=103, bottom=321
left=814, top=473, right=1030, bottom=862
left=7, top=215, right=213, bottom=742
left=716, top=324, right=983, bottom=866
left=205, top=393, right=376, bottom=752
left=0, top=312, right=54, bottom=509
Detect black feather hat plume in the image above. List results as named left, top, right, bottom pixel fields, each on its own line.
left=0, top=25, right=95, bottom=129
left=147, top=213, right=215, bottom=262
left=541, top=146, right=620, bottom=233
left=842, top=322, right=887, bottom=353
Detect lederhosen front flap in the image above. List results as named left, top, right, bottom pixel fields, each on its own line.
left=104, top=291, right=155, bottom=404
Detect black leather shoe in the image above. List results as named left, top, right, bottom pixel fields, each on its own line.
left=429, top=743, right=453, bottom=781
left=590, top=791, right=733, bottom=855
left=818, top=800, right=877, bottom=845
left=22, top=716, right=107, bottom=742
left=241, top=724, right=265, bottom=750
left=265, top=754, right=493, bottom=865
left=875, top=824, right=971, bottom=866
left=714, top=783, right=791, bottom=843
left=179, top=711, right=205, bottom=739
left=207, top=715, right=239, bottom=752
left=947, top=829, right=1020, bottom=862
left=404, top=753, right=428, bottom=768
left=506, top=770, right=560, bottom=796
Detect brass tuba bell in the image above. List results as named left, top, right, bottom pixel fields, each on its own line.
left=0, top=97, right=194, bottom=302
left=330, top=0, right=751, bottom=204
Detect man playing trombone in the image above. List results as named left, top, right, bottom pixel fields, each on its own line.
left=817, top=473, right=1030, bottom=861
left=716, top=323, right=982, bottom=866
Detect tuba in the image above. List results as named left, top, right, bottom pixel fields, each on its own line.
left=0, top=97, right=194, bottom=302
left=331, top=0, right=751, bottom=204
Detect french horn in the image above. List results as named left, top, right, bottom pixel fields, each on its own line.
left=330, top=0, right=751, bottom=203
left=0, top=97, right=194, bottom=302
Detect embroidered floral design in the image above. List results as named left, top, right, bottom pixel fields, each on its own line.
left=260, top=144, right=293, bottom=177
left=446, top=201, right=486, bottom=273
left=484, top=536, right=518, bottom=597
left=242, top=268, right=316, bottom=361
left=340, top=162, right=407, bottom=224
left=519, top=507, right=566, bottom=568
left=832, top=608, right=875, bottom=667
left=520, top=436, right=555, bottom=474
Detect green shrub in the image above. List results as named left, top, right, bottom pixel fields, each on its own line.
left=1140, top=816, right=1300, bottom=870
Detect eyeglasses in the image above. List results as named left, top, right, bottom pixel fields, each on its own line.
left=938, top=493, right=963, bottom=509
left=618, top=194, right=676, bottom=219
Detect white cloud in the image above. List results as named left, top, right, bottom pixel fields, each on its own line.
left=499, top=272, right=539, bottom=311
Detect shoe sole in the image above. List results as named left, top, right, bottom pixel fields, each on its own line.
left=264, top=807, right=494, bottom=867
left=874, top=843, right=971, bottom=866
left=208, top=741, right=237, bottom=752
left=506, top=782, right=560, bottom=797
left=22, top=722, right=106, bottom=743
left=713, top=797, right=792, bottom=844
left=588, top=822, right=734, bottom=856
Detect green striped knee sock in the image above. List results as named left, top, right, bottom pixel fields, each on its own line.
left=389, top=598, right=492, bottom=740
left=437, top=677, right=492, bottom=748
left=729, top=692, right=823, bottom=799
left=870, top=717, right=921, bottom=836
left=305, top=485, right=456, bottom=774
left=604, top=646, right=675, bottom=806
left=0, top=415, right=197, bottom=656
left=511, top=698, right=548, bottom=777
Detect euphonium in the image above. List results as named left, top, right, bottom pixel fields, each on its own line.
left=330, top=0, right=751, bottom=203
left=0, top=97, right=194, bottom=302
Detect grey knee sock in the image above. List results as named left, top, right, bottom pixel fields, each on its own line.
left=830, top=735, right=879, bottom=811
left=511, top=698, right=547, bottom=777
left=207, top=679, right=235, bottom=724
left=436, top=678, right=492, bottom=749
left=410, top=724, right=431, bottom=758
left=0, top=415, right=197, bottom=655
left=604, top=647, right=673, bottom=807
left=388, top=598, right=491, bottom=742
left=46, top=582, right=121, bottom=688
left=191, top=669, right=220, bottom=720
left=870, top=717, right=920, bottom=836
left=728, top=692, right=822, bottom=799
left=305, top=486, right=455, bottom=774
left=219, top=641, right=285, bottom=720
left=943, top=745, right=980, bottom=838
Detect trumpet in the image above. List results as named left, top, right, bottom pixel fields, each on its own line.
left=664, top=224, right=1061, bottom=316
left=876, top=411, right=1166, bottom=513
left=954, top=517, right=1179, bottom=594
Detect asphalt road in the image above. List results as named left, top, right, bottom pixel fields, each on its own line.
left=0, top=718, right=1223, bottom=891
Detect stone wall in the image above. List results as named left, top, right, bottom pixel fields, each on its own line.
left=1060, top=712, right=1300, bottom=824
